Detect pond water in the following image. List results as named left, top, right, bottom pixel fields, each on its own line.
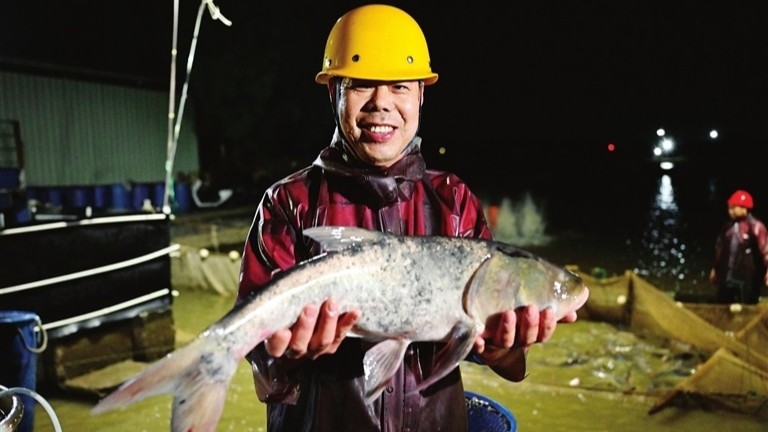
left=32, top=288, right=765, bottom=432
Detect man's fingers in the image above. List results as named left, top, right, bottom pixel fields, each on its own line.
left=334, top=310, right=360, bottom=344
left=538, top=307, right=557, bottom=342
left=559, top=310, right=578, bottom=323
left=286, top=303, right=320, bottom=358
left=518, top=305, right=540, bottom=347
left=265, top=329, right=292, bottom=357
left=473, top=336, right=487, bottom=354
left=493, top=310, right=517, bottom=349
left=265, top=300, right=362, bottom=361
left=307, top=300, right=340, bottom=357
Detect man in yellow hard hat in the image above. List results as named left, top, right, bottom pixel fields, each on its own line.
left=236, top=5, right=579, bottom=430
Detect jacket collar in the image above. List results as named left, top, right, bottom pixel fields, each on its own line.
left=312, top=130, right=427, bottom=207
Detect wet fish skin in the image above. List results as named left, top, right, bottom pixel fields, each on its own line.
left=91, top=226, right=589, bottom=432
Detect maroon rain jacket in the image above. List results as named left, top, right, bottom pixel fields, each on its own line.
left=237, top=136, right=492, bottom=432
left=711, top=213, right=768, bottom=304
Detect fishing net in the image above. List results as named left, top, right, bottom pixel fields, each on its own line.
left=576, top=268, right=768, bottom=418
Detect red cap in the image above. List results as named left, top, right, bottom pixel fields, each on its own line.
left=727, top=190, right=753, bottom=209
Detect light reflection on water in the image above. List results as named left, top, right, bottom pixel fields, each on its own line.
left=535, top=168, right=718, bottom=300
left=635, top=173, right=690, bottom=293
left=34, top=288, right=766, bottom=432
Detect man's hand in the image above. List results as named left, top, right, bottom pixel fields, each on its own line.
left=264, top=299, right=360, bottom=360
left=474, top=305, right=575, bottom=353
left=471, top=305, right=578, bottom=381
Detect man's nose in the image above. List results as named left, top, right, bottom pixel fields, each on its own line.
left=367, top=86, right=393, bottom=109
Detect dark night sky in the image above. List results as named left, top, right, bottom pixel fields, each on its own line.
left=2, top=0, right=767, bottom=196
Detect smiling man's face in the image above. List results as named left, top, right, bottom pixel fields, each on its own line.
left=337, top=78, right=423, bottom=168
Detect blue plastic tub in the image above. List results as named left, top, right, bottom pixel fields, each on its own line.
left=0, top=310, right=43, bottom=432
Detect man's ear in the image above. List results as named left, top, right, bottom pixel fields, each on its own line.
left=327, top=79, right=337, bottom=104
left=419, top=81, right=425, bottom=106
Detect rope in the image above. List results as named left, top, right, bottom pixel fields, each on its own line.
left=0, top=386, right=62, bottom=432
left=163, top=0, right=231, bottom=213
left=17, top=315, right=48, bottom=354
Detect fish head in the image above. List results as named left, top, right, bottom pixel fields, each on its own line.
left=465, top=245, right=589, bottom=323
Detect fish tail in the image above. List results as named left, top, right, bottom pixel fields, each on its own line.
left=91, top=336, right=236, bottom=432
left=171, top=373, right=230, bottom=432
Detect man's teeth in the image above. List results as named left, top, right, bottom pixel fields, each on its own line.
left=369, top=125, right=393, bottom=134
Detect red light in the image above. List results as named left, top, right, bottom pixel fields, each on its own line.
left=607, top=143, right=615, bottom=152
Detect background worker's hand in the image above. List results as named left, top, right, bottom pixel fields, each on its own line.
left=265, top=299, right=360, bottom=360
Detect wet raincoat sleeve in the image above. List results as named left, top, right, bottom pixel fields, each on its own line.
left=238, top=178, right=312, bottom=404
left=750, top=217, right=768, bottom=282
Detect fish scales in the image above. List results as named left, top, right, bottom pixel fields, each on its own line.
left=92, top=226, right=589, bottom=432
left=229, top=234, right=489, bottom=342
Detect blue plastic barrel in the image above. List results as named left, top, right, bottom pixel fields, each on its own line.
left=14, top=207, right=30, bottom=224
left=25, top=187, right=41, bottom=202
left=46, top=188, right=63, bottom=206
left=110, top=183, right=130, bottom=210
left=93, top=185, right=109, bottom=208
left=0, top=168, right=20, bottom=189
left=0, top=311, right=43, bottom=432
left=173, top=181, right=191, bottom=214
left=131, top=183, right=149, bottom=210
left=152, top=182, right=166, bottom=209
left=66, top=187, right=90, bottom=208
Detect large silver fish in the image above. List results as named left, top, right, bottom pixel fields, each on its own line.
left=92, top=226, right=589, bottom=431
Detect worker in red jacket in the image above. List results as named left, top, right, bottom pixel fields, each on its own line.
left=236, top=4, right=578, bottom=431
left=709, top=189, right=768, bottom=304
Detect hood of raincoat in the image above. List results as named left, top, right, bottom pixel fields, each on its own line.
left=312, top=131, right=426, bottom=208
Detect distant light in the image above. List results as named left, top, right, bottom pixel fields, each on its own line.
left=656, top=128, right=666, bottom=137
left=653, top=147, right=663, bottom=156
left=607, top=143, right=615, bottom=152
left=661, top=138, right=674, bottom=152
left=438, top=146, right=446, bottom=155
left=660, top=161, right=675, bottom=170
left=709, top=130, right=719, bottom=139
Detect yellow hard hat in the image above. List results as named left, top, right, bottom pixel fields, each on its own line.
left=315, top=4, right=438, bottom=85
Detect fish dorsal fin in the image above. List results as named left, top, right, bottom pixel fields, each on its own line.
left=303, top=226, right=386, bottom=252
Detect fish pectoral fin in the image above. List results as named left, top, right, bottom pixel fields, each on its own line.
left=363, top=338, right=411, bottom=403
left=411, top=321, right=479, bottom=395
